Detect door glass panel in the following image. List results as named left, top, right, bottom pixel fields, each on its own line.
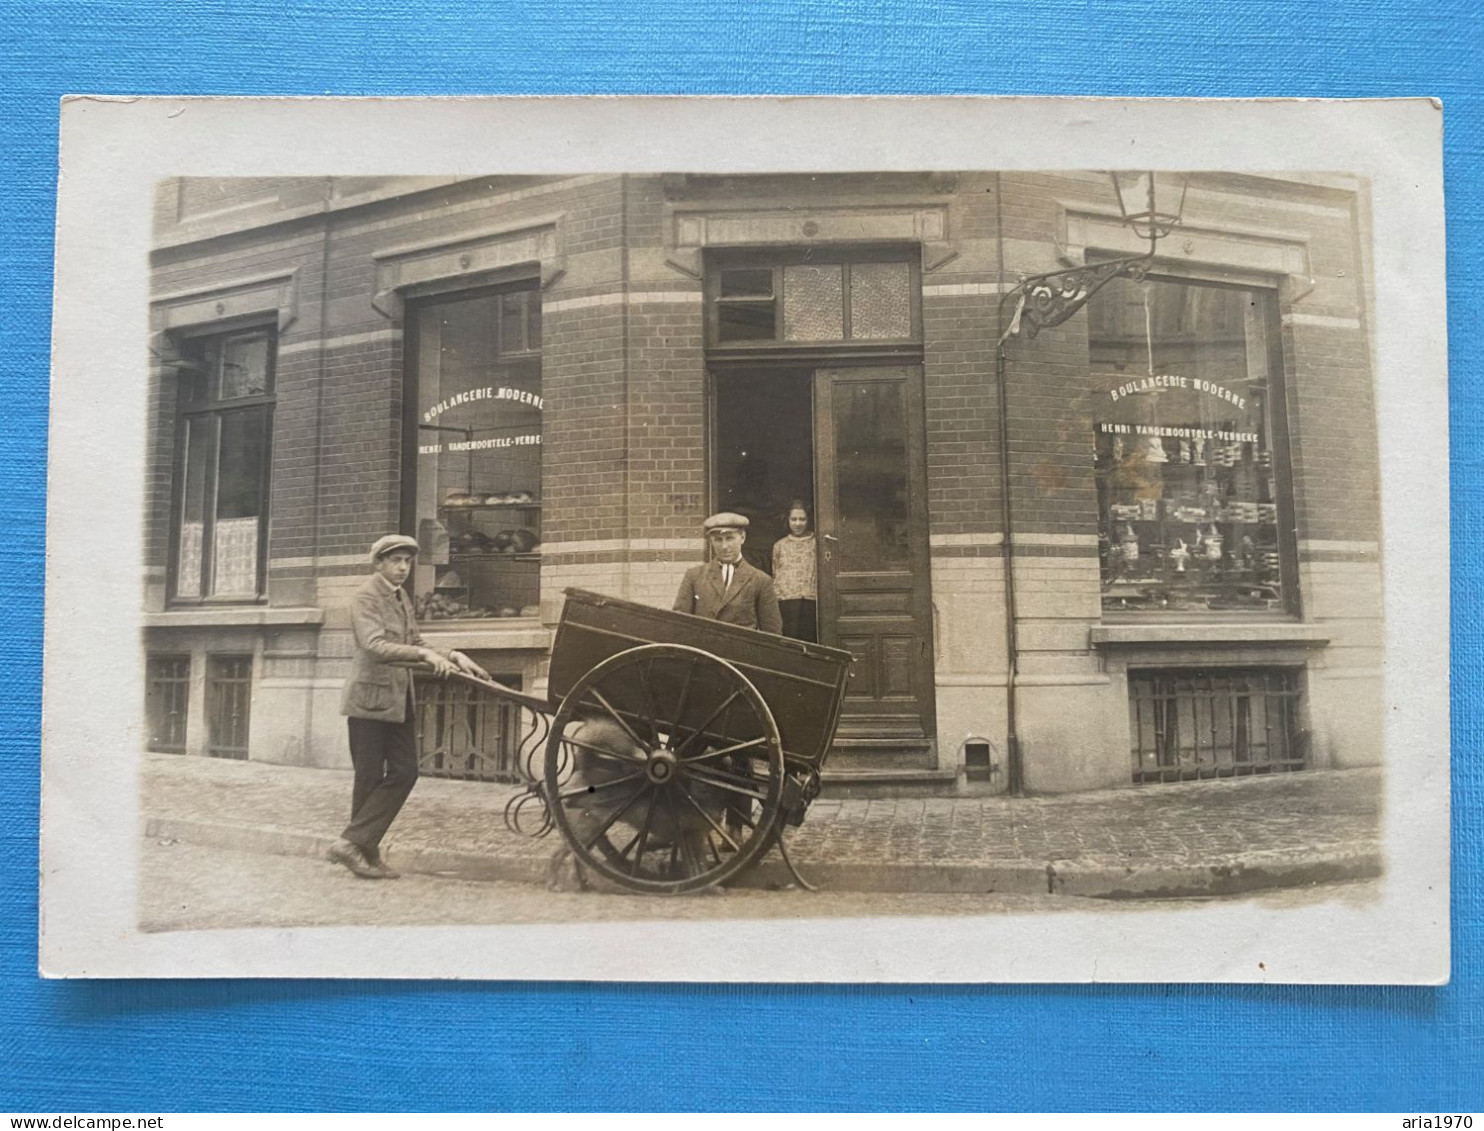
left=717, top=301, right=776, bottom=341
left=849, top=262, right=912, bottom=339
left=783, top=264, right=844, bottom=341
left=833, top=381, right=908, bottom=571
left=719, top=268, right=773, bottom=298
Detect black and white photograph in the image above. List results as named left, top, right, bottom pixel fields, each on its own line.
left=39, top=97, right=1449, bottom=981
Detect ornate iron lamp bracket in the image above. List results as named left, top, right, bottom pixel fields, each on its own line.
left=1008, top=251, right=1154, bottom=342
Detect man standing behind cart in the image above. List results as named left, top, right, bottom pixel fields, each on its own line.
left=673, top=512, right=782, bottom=849
left=673, top=512, right=783, bottom=634
left=327, top=534, right=488, bottom=880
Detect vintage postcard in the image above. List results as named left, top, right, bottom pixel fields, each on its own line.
left=40, top=97, right=1448, bottom=981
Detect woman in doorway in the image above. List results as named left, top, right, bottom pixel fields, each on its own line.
left=772, top=499, right=818, bottom=642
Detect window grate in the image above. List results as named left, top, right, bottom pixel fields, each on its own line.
left=146, top=654, right=192, bottom=753
left=415, top=674, right=524, bottom=782
left=1128, top=667, right=1305, bottom=784
left=206, top=654, right=253, bottom=759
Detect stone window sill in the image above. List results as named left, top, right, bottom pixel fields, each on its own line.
left=144, top=606, right=325, bottom=628
left=1090, top=623, right=1330, bottom=648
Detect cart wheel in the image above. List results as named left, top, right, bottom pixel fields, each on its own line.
left=544, top=644, right=785, bottom=894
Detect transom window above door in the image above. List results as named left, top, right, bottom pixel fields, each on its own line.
left=706, top=251, right=920, bottom=347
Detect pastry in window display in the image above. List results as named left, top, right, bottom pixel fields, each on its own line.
left=1168, top=539, right=1191, bottom=573
left=1119, top=524, right=1141, bottom=563
left=1200, top=524, right=1224, bottom=561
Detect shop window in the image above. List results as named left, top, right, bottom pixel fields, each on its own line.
left=171, top=329, right=275, bottom=602
left=145, top=654, right=191, bottom=752
left=1090, top=276, right=1291, bottom=616
left=408, top=284, right=542, bottom=622
left=709, top=253, right=918, bottom=346
left=1128, top=667, right=1306, bottom=783
left=205, top=654, right=252, bottom=759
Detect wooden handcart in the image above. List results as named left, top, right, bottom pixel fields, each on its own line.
left=445, top=588, right=854, bottom=894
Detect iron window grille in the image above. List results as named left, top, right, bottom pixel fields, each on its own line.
left=145, top=653, right=192, bottom=753
left=205, top=654, right=253, bottom=759
left=414, top=673, right=524, bottom=782
left=1128, top=667, right=1306, bottom=784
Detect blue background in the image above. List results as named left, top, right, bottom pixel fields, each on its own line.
left=2, top=0, right=1479, bottom=1113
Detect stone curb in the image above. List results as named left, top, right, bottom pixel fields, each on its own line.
left=144, top=816, right=1383, bottom=898
left=145, top=817, right=553, bottom=888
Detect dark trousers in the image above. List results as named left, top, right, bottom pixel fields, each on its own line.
left=343, top=714, right=420, bottom=855
left=780, top=598, right=817, bottom=642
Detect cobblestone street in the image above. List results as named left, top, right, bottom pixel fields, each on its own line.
left=140, top=837, right=1382, bottom=932
left=141, top=752, right=1383, bottom=903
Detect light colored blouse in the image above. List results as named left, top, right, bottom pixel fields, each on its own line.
left=771, top=533, right=817, bottom=601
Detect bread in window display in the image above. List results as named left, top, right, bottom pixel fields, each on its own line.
left=450, top=529, right=494, bottom=554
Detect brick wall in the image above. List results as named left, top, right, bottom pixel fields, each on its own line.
left=146, top=171, right=1385, bottom=784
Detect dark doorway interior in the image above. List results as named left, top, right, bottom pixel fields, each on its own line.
left=712, top=368, right=815, bottom=577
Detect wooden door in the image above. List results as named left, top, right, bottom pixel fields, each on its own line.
left=814, top=366, right=936, bottom=763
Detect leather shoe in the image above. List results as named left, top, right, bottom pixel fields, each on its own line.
left=327, top=838, right=381, bottom=879
left=365, top=855, right=401, bottom=880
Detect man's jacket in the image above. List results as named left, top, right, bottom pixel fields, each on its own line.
left=673, top=558, right=783, bottom=635
left=340, top=575, right=428, bottom=722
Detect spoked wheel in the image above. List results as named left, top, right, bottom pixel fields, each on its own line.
left=544, top=644, right=785, bottom=894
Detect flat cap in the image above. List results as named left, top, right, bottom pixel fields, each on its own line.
left=369, top=534, right=420, bottom=562
left=702, top=511, right=749, bottom=533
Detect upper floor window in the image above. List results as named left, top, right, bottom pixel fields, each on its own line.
left=1090, top=275, right=1292, bottom=617
left=171, top=328, right=275, bottom=602
left=408, top=283, right=542, bottom=622
left=707, top=251, right=919, bottom=347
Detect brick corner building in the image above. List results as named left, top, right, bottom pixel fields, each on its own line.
left=142, top=172, right=1383, bottom=796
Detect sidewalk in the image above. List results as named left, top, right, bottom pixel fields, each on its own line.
left=141, top=752, right=1383, bottom=898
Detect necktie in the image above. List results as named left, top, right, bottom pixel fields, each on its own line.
left=722, top=564, right=733, bottom=591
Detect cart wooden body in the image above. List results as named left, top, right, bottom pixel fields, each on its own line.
left=497, top=588, right=854, bottom=893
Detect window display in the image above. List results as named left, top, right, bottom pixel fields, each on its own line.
left=1090, top=276, right=1289, bottom=615
left=410, top=285, right=542, bottom=621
